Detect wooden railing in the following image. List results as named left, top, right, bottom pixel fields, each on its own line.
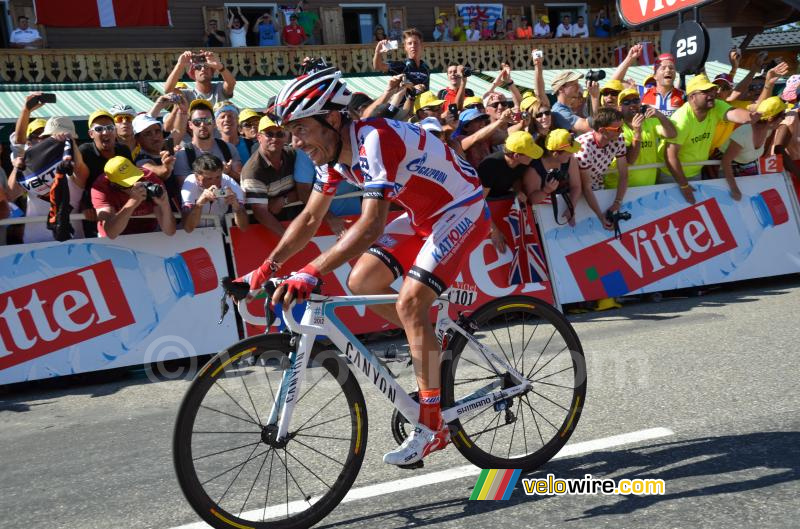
left=0, top=33, right=660, bottom=83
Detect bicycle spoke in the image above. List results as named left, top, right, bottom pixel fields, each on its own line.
left=284, top=446, right=333, bottom=489
left=533, top=365, right=574, bottom=384
left=533, top=379, right=574, bottom=390
left=472, top=410, right=501, bottom=444
left=522, top=394, right=560, bottom=431
left=193, top=430, right=261, bottom=435
left=199, top=404, right=260, bottom=427
left=200, top=447, right=271, bottom=487
left=193, top=440, right=262, bottom=462
left=452, top=375, right=497, bottom=386
left=507, top=410, right=518, bottom=459
left=240, top=446, right=271, bottom=517
left=291, top=437, right=348, bottom=467
left=217, top=442, right=262, bottom=506
left=293, top=388, right=346, bottom=433
left=530, top=390, right=570, bottom=412
left=241, top=375, right=262, bottom=426
left=528, top=345, right=569, bottom=382
left=294, top=412, right=350, bottom=434
left=276, top=448, right=314, bottom=514
left=456, top=353, right=499, bottom=376
left=504, top=312, right=516, bottom=367
left=294, top=432, right=352, bottom=442
left=295, top=363, right=333, bottom=406
left=460, top=398, right=495, bottom=427
left=263, top=363, right=277, bottom=407
left=212, top=380, right=260, bottom=426
left=488, top=326, right=514, bottom=373
left=520, top=400, right=530, bottom=455
left=526, top=329, right=559, bottom=380
left=488, top=409, right=501, bottom=453
left=262, top=449, right=276, bottom=522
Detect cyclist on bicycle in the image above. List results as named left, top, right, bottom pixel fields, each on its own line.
left=239, top=66, right=490, bottom=466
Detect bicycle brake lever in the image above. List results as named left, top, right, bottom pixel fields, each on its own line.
left=218, top=293, right=230, bottom=325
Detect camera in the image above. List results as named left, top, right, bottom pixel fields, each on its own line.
left=585, top=69, right=606, bottom=83
left=462, top=67, right=474, bottom=78
left=639, top=104, right=650, bottom=115
left=384, top=40, right=399, bottom=51
left=512, top=111, right=530, bottom=121
left=191, top=53, right=207, bottom=70
left=142, top=181, right=164, bottom=200
left=448, top=103, right=459, bottom=118
left=546, top=168, right=568, bottom=184
left=532, top=50, right=543, bottom=59
left=605, top=209, right=631, bottom=223
left=214, top=187, right=229, bottom=198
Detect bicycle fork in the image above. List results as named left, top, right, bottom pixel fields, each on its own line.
left=265, top=332, right=315, bottom=443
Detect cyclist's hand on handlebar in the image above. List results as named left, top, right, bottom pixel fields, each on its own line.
left=273, top=265, right=321, bottom=306
left=238, top=258, right=281, bottom=293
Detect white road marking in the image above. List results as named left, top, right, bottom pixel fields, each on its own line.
left=171, top=427, right=675, bottom=528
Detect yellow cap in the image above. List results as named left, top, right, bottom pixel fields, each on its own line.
left=175, top=82, right=189, bottom=89
left=26, top=118, right=47, bottom=137
left=617, top=88, right=640, bottom=106
left=505, top=131, right=543, bottom=159
left=188, top=98, right=214, bottom=114
left=435, top=18, right=444, bottom=24
left=258, top=115, right=282, bottom=132
left=643, top=75, right=656, bottom=86
left=540, top=15, right=550, bottom=23
left=463, top=95, right=484, bottom=107
left=88, top=109, right=113, bottom=126
left=545, top=129, right=581, bottom=154
left=414, top=91, right=445, bottom=112
left=104, top=156, right=145, bottom=187
left=757, top=96, right=790, bottom=120
left=239, top=108, right=263, bottom=124
left=686, top=74, right=717, bottom=95
left=520, top=95, right=539, bottom=112
left=600, top=79, right=625, bottom=94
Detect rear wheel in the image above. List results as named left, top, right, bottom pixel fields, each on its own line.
left=442, top=296, right=586, bottom=471
left=174, top=334, right=367, bottom=529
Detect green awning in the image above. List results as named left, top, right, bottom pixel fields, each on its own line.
left=0, top=88, right=156, bottom=124
left=148, top=73, right=512, bottom=110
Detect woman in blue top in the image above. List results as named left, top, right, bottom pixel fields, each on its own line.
left=253, top=12, right=279, bottom=46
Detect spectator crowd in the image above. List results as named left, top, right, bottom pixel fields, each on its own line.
left=3, top=22, right=799, bottom=313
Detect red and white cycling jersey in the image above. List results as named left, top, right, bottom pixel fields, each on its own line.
left=314, top=118, right=484, bottom=235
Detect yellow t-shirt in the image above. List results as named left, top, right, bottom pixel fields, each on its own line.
left=606, top=118, right=665, bottom=188
left=665, top=99, right=732, bottom=179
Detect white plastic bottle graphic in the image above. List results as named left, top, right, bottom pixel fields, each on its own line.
left=545, top=183, right=789, bottom=292
left=0, top=243, right=217, bottom=380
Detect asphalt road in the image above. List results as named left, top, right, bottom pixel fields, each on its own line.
left=1, top=275, right=798, bottom=529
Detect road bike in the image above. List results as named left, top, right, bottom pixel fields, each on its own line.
left=174, top=278, right=586, bottom=529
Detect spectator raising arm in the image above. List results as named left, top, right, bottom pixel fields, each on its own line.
left=373, top=40, right=391, bottom=72
left=751, top=61, right=790, bottom=110
left=531, top=50, right=549, bottom=109
left=205, top=51, right=236, bottom=98
left=164, top=51, right=193, bottom=95
left=611, top=44, right=642, bottom=81
left=13, top=92, right=46, bottom=146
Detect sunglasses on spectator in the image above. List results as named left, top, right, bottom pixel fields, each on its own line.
left=621, top=98, right=641, bottom=105
left=465, top=104, right=485, bottom=110
left=241, top=121, right=260, bottom=128
left=191, top=117, right=214, bottom=126
left=489, top=101, right=514, bottom=109
left=535, top=110, right=552, bottom=118
left=91, top=124, right=116, bottom=133
left=600, top=126, right=622, bottom=133
left=262, top=130, right=286, bottom=138
left=114, top=115, right=133, bottom=123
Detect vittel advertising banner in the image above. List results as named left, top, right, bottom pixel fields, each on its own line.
left=535, top=174, right=800, bottom=305
left=0, top=229, right=237, bottom=385
left=230, top=199, right=554, bottom=337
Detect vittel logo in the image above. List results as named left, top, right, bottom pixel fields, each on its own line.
left=0, top=261, right=135, bottom=370
left=566, top=199, right=737, bottom=299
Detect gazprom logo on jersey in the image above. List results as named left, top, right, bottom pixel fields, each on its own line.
left=432, top=217, right=474, bottom=263
left=406, top=154, right=448, bottom=184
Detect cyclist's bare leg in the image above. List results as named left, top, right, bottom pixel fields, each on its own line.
left=396, top=278, right=440, bottom=391
left=347, top=253, right=402, bottom=327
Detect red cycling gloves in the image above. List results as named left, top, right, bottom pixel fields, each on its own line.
left=238, top=258, right=281, bottom=291
left=282, top=264, right=322, bottom=303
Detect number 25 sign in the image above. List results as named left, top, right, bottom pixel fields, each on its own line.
left=617, top=0, right=717, bottom=27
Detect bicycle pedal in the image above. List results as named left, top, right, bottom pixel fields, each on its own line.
left=397, top=460, right=424, bottom=470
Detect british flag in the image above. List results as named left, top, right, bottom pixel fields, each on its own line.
left=505, top=203, right=549, bottom=285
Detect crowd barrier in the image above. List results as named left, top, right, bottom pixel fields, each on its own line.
left=2, top=170, right=800, bottom=386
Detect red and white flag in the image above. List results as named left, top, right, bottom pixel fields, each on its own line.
left=34, top=0, right=169, bottom=27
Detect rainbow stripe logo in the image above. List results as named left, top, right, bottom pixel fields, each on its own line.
left=470, top=469, right=522, bottom=500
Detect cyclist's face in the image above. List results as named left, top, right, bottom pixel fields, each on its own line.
left=287, top=116, right=339, bottom=165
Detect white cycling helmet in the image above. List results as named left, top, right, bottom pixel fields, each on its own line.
left=110, top=103, right=136, bottom=117
left=272, top=67, right=352, bottom=125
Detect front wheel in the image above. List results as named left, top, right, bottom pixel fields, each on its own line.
left=174, top=333, right=368, bottom=529
left=442, top=296, right=586, bottom=471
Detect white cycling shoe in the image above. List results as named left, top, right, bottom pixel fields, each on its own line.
left=383, top=425, right=451, bottom=466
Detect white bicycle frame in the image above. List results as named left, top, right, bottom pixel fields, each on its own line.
left=240, top=293, right=533, bottom=443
